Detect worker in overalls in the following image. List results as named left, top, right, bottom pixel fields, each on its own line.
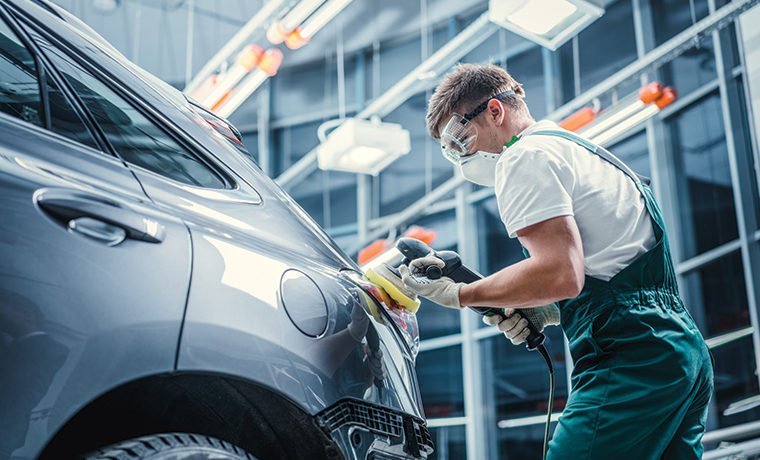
left=399, top=63, right=714, bottom=459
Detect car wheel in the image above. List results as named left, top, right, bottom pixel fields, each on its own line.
left=79, top=433, right=259, bottom=460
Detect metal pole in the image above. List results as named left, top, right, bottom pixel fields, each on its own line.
left=257, top=79, right=271, bottom=176
left=185, top=0, right=194, bottom=88
left=132, top=0, right=142, bottom=65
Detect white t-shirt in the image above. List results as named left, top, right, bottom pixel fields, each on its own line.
left=494, top=120, right=656, bottom=281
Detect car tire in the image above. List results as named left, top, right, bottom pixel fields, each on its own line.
left=79, top=433, right=259, bottom=460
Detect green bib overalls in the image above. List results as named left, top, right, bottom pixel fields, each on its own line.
left=529, top=130, right=714, bottom=460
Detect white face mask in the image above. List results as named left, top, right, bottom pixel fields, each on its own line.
left=459, top=149, right=503, bottom=187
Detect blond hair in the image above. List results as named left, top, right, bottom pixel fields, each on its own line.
left=426, top=63, right=526, bottom=141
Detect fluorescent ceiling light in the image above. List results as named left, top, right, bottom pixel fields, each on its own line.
left=586, top=104, right=658, bottom=146
left=705, top=326, right=754, bottom=349
left=508, top=0, right=577, bottom=35
left=724, top=394, right=760, bottom=416
left=317, top=118, right=411, bottom=175
left=573, top=82, right=678, bottom=146
left=498, top=412, right=562, bottom=428
left=92, top=0, right=120, bottom=14
left=214, top=70, right=268, bottom=118
left=337, top=146, right=387, bottom=169
left=301, top=0, right=354, bottom=38
left=280, top=0, right=326, bottom=31
left=489, top=0, right=604, bottom=50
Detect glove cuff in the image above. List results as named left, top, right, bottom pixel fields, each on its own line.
left=542, top=303, right=561, bottom=326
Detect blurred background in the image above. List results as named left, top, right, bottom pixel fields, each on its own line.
left=47, top=0, right=760, bottom=457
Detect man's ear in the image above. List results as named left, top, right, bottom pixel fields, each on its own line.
left=487, top=99, right=506, bottom=126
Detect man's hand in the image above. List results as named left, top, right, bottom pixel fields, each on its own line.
left=399, top=260, right=463, bottom=309
left=483, top=304, right=560, bottom=345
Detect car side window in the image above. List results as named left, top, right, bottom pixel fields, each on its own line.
left=0, top=17, right=43, bottom=126
left=0, top=15, right=100, bottom=148
left=38, top=41, right=226, bottom=188
left=45, top=72, right=99, bottom=149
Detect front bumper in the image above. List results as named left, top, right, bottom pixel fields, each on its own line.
left=317, top=398, right=434, bottom=459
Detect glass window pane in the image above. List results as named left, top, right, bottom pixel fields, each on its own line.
left=682, top=250, right=749, bottom=338
left=45, top=74, right=97, bottom=149
left=478, top=196, right=525, bottom=276
left=609, top=130, right=650, bottom=181
left=290, top=169, right=326, bottom=227
left=417, top=296, right=461, bottom=340
left=292, top=169, right=357, bottom=233
left=669, top=93, right=738, bottom=259
left=485, top=326, right=567, bottom=459
left=557, top=0, right=637, bottom=103
left=272, top=122, right=320, bottom=177
left=0, top=18, right=42, bottom=126
left=39, top=42, right=225, bottom=188
left=709, top=335, right=760, bottom=431
left=653, top=0, right=716, bottom=95
left=578, top=0, right=637, bottom=93
left=506, top=47, right=546, bottom=121
left=653, top=0, right=710, bottom=44
left=665, top=40, right=717, bottom=97
left=380, top=95, right=453, bottom=217
left=427, top=425, right=466, bottom=460
left=413, top=210, right=461, bottom=340
left=417, top=345, right=464, bottom=418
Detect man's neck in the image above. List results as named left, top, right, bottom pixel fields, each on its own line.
left=508, top=117, right=536, bottom=140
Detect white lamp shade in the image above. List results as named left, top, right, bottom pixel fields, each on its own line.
left=317, top=118, right=411, bottom=175
left=489, top=0, right=604, bottom=50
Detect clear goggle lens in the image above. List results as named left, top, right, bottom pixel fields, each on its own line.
left=439, top=113, right=477, bottom=164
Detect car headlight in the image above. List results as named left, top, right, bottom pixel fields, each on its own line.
left=340, top=269, right=419, bottom=360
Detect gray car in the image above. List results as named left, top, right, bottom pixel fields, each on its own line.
left=0, top=1, right=432, bottom=459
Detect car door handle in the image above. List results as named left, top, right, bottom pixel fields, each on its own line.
left=36, top=188, right=165, bottom=243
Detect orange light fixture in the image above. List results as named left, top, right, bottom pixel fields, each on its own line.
left=558, top=106, right=597, bottom=132
left=191, top=74, right=219, bottom=102
left=285, top=27, right=310, bottom=50
left=237, top=44, right=264, bottom=72
left=258, top=48, right=284, bottom=76
left=567, top=81, right=678, bottom=146
left=358, top=226, right=437, bottom=267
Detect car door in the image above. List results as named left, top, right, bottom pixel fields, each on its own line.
left=0, top=10, right=191, bottom=460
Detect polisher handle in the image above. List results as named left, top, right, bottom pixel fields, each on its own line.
left=395, top=237, right=546, bottom=351
left=469, top=306, right=545, bottom=351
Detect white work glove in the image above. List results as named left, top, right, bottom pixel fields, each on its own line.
left=399, top=255, right=464, bottom=309
left=483, top=304, right=560, bottom=345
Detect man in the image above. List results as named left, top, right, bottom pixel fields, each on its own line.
left=399, top=63, right=714, bottom=459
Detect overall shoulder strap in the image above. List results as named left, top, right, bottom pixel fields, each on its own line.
left=530, top=129, right=651, bottom=186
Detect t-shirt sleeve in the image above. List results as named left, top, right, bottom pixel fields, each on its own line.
left=495, top=146, right=575, bottom=238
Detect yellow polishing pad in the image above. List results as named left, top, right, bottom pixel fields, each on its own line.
left=365, top=266, right=421, bottom=313
left=358, top=289, right=387, bottom=325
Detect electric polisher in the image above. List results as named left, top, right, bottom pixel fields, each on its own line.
left=394, top=237, right=547, bottom=352
left=363, top=237, right=556, bottom=459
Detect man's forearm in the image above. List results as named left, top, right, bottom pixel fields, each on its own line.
left=459, top=215, right=585, bottom=309
left=458, top=256, right=581, bottom=308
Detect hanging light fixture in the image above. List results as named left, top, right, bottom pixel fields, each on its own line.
left=559, top=82, right=678, bottom=146
left=198, top=44, right=264, bottom=109
left=92, top=0, right=120, bottom=14
left=214, top=48, right=283, bottom=118
left=316, top=118, right=411, bottom=176
left=488, top=0, right=604, bottom=50
left=267, top=0, right=355, bottom=49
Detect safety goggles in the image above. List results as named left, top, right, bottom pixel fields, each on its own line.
left=439, top=90, right=515, bottom=164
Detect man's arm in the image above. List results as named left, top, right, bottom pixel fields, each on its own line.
left=458, top=215, right=585, bottom=308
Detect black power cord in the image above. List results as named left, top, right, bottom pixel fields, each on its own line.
left=393, top=238, right=557, bottom=458
left=537, top=344, right=555, bottom=460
